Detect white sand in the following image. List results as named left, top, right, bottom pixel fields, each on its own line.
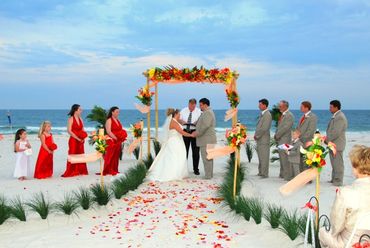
left=0, top=132, right=368, bottom=248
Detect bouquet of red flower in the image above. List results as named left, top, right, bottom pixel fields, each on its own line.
left=136, top=86, right=155, bottom=106
left=49, top=143, right=58, bottom=151
left=225, top=88, right=240, bottom=108
left=77, top=130, right=88, bottom=139
left=130, top=121, right=143, bottom=139
left=300, top=132, right=337, bottom=172
left=116, top=130, right=127, bottom=142
left=225, top=123, right=247, bottom=149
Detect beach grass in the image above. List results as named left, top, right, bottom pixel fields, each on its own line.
left=9, top=196, right=27, bottom=221
left=278, top=210, right=301, bottom=240
left=26, top=192, right=53, bottom=219
left=264, top=203, right=284, bottom=229
left=249, top=197, right=264, bottom=224
left=0, top=195, right=11, bottom=225
left=74, top=187, right=93, bottom=210
left=91, top=183, right=112, bottom=206
left=55, top=193, right=79, bottom=216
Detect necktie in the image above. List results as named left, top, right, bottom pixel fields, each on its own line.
left=299, top=115, right=305, bottom=125
left=186, top=112, right=192, bottom=132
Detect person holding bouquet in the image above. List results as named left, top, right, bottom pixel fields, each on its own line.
left=286, top=130, right=303, bottom=179
left=103, top=106, right=127, bottom=175
left=62, top=104, right=88, bottom=177
left=34, top=121, right=57, bottom=179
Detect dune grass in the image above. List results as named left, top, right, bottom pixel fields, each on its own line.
left=279, top=210, right=301, bottom=240
left=264, top=203, right=284, bottom=229
left=74, top=187, right=93, bottom=210
left=55, top=193, right=80, bottom=216
left=249, top=197, right=264, bottom=224
left=26, top=192, right=53, bottom=219
left=0, top=195, right=11, bottom=225
left=153, top=140, right=161, bottom=156
left=9, top=196, right=27, bottom=221
left=91, top=183, right=111, bottom=206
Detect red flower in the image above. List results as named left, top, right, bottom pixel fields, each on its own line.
left=320, top=159, right=326, bottom=167
left=49, top=143, right=58, bottom=151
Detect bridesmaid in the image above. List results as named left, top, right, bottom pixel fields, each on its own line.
left=34, top=121, right=57, bottom=179
left=103, top=106, right=127, bottom=175
left=62, top=104, right=88, bottom=177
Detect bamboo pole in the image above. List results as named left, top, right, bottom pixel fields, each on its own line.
left=100, top=157, right=104, bottom=191
left=155, top=83, right=159, bottom=140
left=315, top=172, right=320, bottom=228
left=147, top=78, right=151, bottom=156
left=233, top=148, right=239, bottom=199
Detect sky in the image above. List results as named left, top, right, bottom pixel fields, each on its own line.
left=0, top=0, right=369, bottom=110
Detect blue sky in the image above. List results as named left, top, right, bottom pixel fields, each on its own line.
left=0, top=0, right=369, bottom=109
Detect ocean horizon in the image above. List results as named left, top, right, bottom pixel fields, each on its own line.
left=1, top=109, right=369, bottom=134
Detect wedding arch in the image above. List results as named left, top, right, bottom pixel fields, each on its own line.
left=134, top=65, right=243, bottom=197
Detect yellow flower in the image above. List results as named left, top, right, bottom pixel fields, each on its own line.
left=306, top=152, right=314, bottom=160
left=306, top=159, right=313, bottom=165
left=148, top=68, right=155, bottom=78
left=314, top=149, right=323, bottom=156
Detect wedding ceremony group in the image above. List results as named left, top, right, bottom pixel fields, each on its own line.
left=1, top=0, right=370, bottom=247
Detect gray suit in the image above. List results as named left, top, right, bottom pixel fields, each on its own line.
left=275, top=111, right=295, bottom=180
left=288, top=139, right=303, bottom=178
left=297, top=111, right=318, bottom=172
left=326, top=111, right=348, bottom=186
left=255, top=110, right=272, bottom=177
left=196, top=108, right=217, bottom=179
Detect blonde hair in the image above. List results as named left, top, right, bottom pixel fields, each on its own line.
left=166, top=108, right=179, bottom=117
left=38, top=121, right=51, bottom=138
left=349, top=145, right=370, bottom=175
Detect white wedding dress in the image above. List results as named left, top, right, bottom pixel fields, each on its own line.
left=147, top=118, right=188, bottom=181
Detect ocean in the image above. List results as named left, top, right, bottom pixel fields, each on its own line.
left=0, top=109, right=369, bottom=135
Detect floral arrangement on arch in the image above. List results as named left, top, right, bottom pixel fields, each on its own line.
left=145, top=65, right=238, bottom=84
left=136, top=86, right=155, bottom=106
left=225, top=123, right=247, bottom=149
left=225, top=88, right=240, bottom=108
left=130, top=121, right=143, bottom=139
left=91, top=129, right=109, bottom=154
left=300, top=132, right=337, bottom=172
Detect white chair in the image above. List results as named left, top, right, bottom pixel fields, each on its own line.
left=345, top=211, right=370, bottom=248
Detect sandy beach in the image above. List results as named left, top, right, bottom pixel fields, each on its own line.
left=0, top=132, right=367, bottom=247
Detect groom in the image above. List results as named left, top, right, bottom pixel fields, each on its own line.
left=192, top=98, right=217, bottom=179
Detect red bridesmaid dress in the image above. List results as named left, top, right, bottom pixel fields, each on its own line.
left=62, top=117, right=88, bottom=177
left=34, top=134, right=56, bottom=179
left=103, top=118, right=127, bottom=175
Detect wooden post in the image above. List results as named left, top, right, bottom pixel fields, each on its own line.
left=315, top=172, right=320, bottom=228
left=100, top=157, right=104, bottom=191
left=147, top=78, right=151, bottom=156
left=233, top=148, right=239, bottom=199
left=155, top=83, right=159, bottom=140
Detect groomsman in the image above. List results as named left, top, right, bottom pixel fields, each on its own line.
left=193, top=98, right=217, bottom=179
left=274, top=100, right=295, bottom=180
left=326, top=100, right=348, bottom=186
left=296, top=101, right=317, bottom=172
left=179, top=98, right=202, bottom=175
left=254, top=99, right=272, bottom=178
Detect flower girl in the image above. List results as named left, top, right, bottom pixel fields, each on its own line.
left=14, top=129, right=32, bottom=180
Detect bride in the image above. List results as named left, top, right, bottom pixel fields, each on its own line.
left=147, top=108, right=193, bottom=182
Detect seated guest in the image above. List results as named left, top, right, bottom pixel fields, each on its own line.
left=320, top=145, right=370, bottom=248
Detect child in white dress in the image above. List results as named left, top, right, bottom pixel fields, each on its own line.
left=14, top=129, right=31, bottom=180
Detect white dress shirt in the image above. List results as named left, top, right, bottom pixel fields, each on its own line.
left=180, top=107, right=202, bottom=130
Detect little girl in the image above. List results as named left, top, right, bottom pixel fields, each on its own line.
left=14, top=129, right=31, bottom=180
left=34, top=121, right=57, bottom=179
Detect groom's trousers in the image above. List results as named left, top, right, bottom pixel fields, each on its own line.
left=183, top=130, right=200, bottom=173
left=200, top=146, right=213, bottom=179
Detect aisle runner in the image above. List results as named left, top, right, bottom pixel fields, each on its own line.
left=77, top=179, right=246, bottom=247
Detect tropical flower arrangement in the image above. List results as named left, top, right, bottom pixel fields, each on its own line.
left=225, top=88, right=240, bottom=108
left=91, top=129, right=109, bottom=154
left=300, top=132, right=337, bottom=172
left=136, top=86, right=155, bottom=106
left=225, top=123, right=247, bottom=149
left=130, top=121, right=143, bottom=139
left=145, top=66, right=238, bottom=84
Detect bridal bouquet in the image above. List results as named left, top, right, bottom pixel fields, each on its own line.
left=225, top=88, right=240, bottom=108
left=225, top=123, right=247, bottom=149
left=91, top=129, right=109, bottom=154
left=130, top=121, right=143, bottom=139
left=136, top=86, right=155, bottom=106
left=300, top=132, right=337, bottom=172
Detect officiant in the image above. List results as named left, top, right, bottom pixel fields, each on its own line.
left=179, top=98, right=202, bottom=175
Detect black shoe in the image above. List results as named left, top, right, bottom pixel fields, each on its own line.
left=194, top=171, right=200, bottom=175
